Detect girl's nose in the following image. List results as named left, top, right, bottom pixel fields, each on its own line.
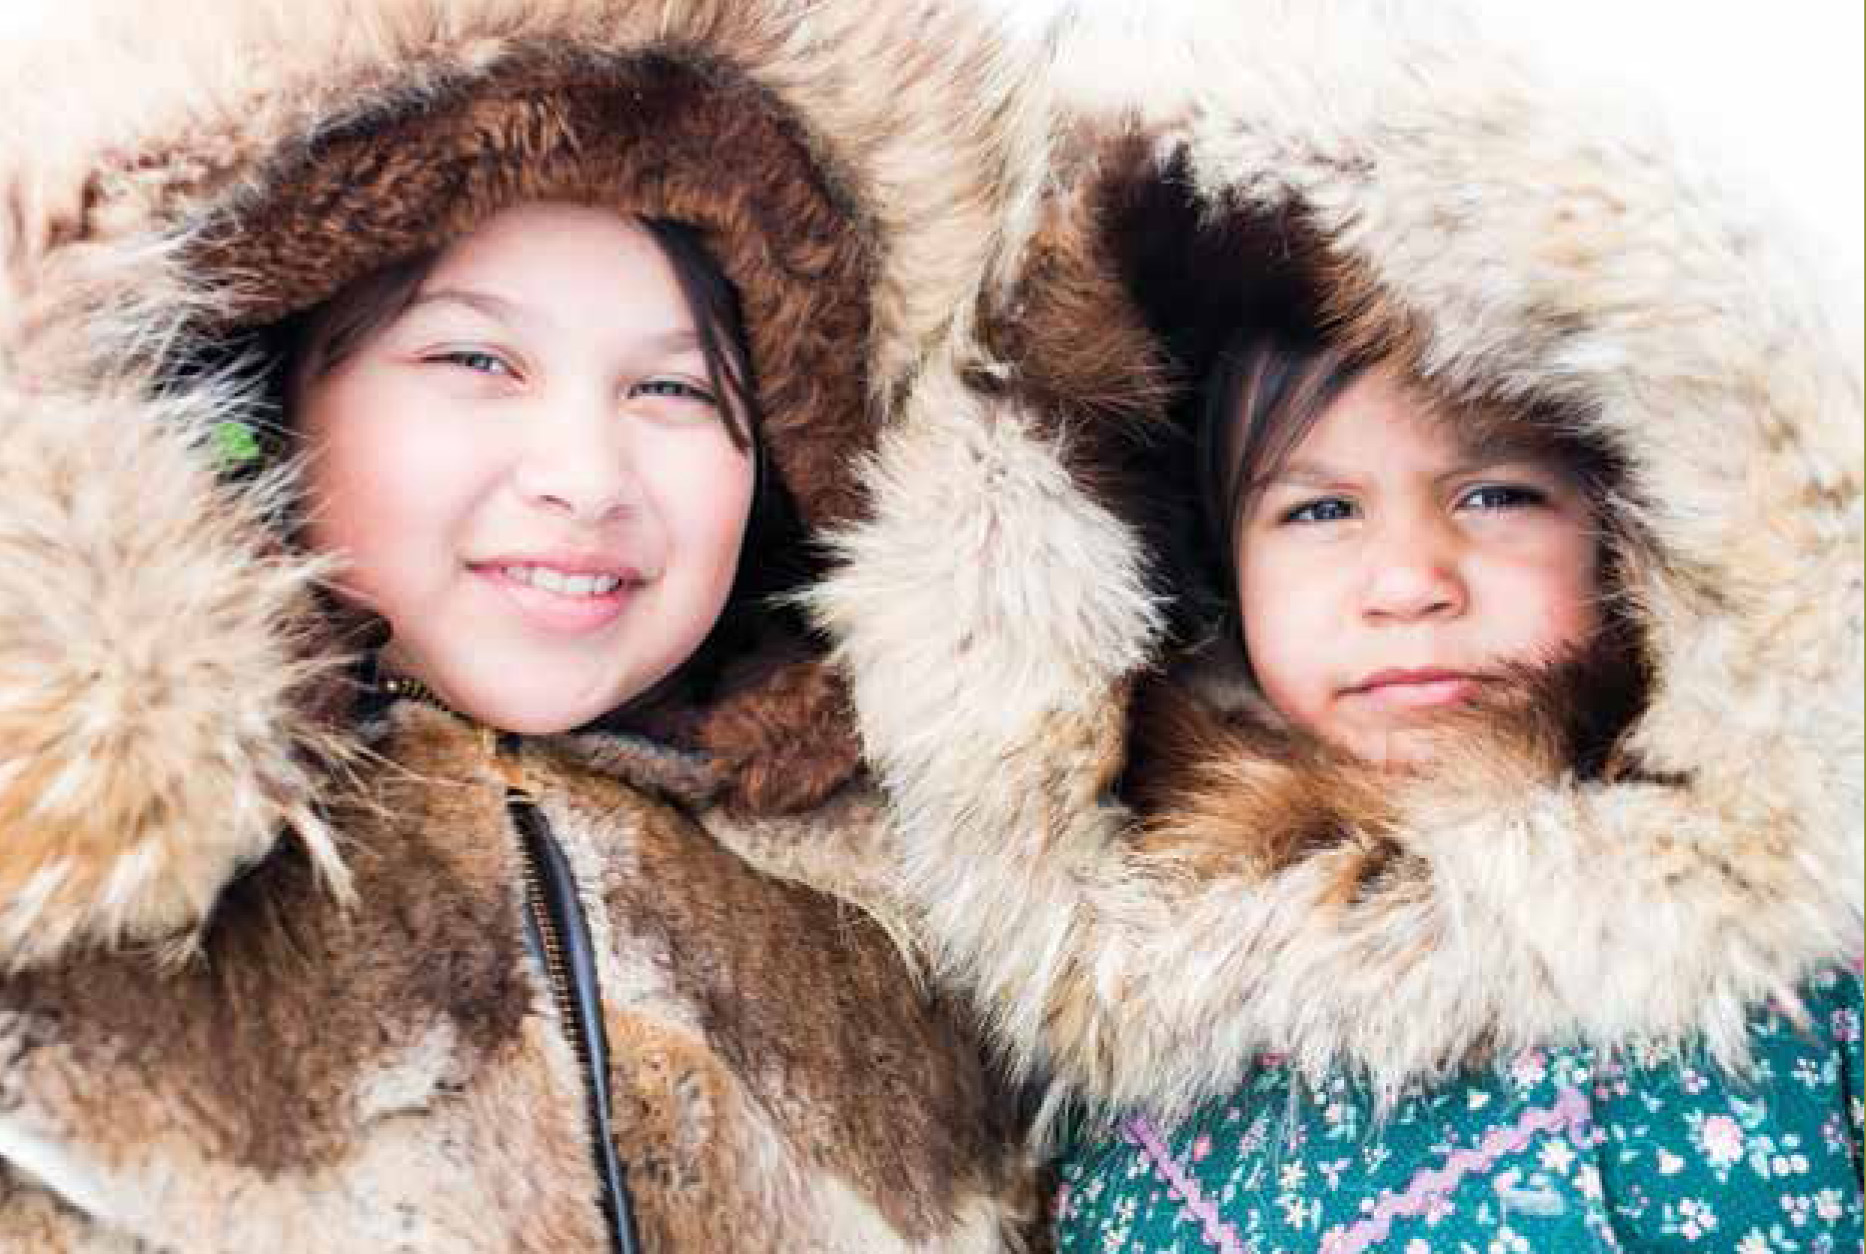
left=514, top=395, right=642, bottom=524
left=1360, top=516, right=1467, bottom=622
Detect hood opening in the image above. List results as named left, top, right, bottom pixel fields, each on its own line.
left=158, top=45, right=879, bottom=813
left=183, top=45, right=877, bottom=529
left=1019, top=143, right=1658, bottom=783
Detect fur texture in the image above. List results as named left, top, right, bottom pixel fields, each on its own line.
left=0, top=0, right=1046, bottom=1246
left=0, top=379, right=351, bottom=968
left=0, top=707, right=1035, bottom=1250
left=816, top=2, right=1864, bottom=1117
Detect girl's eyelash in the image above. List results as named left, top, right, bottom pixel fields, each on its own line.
left=415, top=357, right=717, bottom=408
left=1273, top=484, right=1549, bottom=525
left=630, top=378, right=719, bottom=406
left=1458, top=483, right=1548, bottom=511
left=1279, top=497, right=1356, bottom=525
left=425, top=348, right=517, bottom=377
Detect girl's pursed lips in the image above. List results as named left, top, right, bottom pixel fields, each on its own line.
left=1339, top=668, right=1496, bottom=711
left=1343, top=666, right=1487, bottom=693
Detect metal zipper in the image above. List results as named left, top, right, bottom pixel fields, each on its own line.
left=502, top=761, right=642, bottom=1254
left=370, top=706, right=642, bottom=1250
left=513, top=801, right=596, bottom=1096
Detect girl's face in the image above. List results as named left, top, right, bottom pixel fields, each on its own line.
left=1234, top=366, right=1600, bottom=766
left=299, top=202, right=756, bottom=734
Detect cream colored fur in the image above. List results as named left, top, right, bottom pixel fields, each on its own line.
left=0, top=375, right=349, bottom=969
left=818, top=6, right=1865, bottom=1117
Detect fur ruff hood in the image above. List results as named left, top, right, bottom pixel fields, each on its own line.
left=0, top=0, right=1038, bottom=969
left=816, top=2, right=1864, bottom=1116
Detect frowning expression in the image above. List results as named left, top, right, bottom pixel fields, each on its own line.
left=1234, top=366, right=1601, bottom=765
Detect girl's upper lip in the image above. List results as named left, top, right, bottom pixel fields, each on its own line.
left=469, top=551, right=644, bottom=580
left=1345, top=667, right=1485, bottom=693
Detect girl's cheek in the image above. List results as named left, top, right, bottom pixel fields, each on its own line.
left=647, top=437, right=755, bottom=572
left=1238, top=553, right=1330, bottom=704
left=1501, top=533, right=1601, bottom=656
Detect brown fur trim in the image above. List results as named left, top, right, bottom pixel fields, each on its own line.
left=537, top=755, right=1035, bottom=1246
left=552, top=730, right=728, bottom=812
left=2, top=722, right=537, bottom=1179
left=178, top=48, right=881, bottom=813
left=691, top=654, right=865, bottom=817
left=975, top=134, right=1175, bottom=542
left=1122, top=678, right=1402, bottom=892
left=188, top=48, right=876, bottom=533
left=605, top=628, right=865, bottom=816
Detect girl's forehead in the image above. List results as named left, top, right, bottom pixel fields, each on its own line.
left=1294, top=368, right=1451, bottom=458
left=429, top=206, right=653, bottom=292
left=410, top=206, right=699, bottom=345
left=1303, top=370, right=1574, bottom=473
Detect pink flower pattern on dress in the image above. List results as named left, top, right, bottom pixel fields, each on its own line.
left=1057, top=966, right=1863, bottom=1254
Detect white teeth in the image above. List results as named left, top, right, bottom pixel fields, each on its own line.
left=499, top=565, right=622, bottom=597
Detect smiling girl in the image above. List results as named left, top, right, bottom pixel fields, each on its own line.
left=292, top=208, right=761, bottom=736
left=0, top=6, right=1037, bottom=1251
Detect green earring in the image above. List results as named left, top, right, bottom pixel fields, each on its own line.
left=212, top=419, right=262, bottom=468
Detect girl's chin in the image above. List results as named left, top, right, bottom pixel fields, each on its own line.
left=1325, top=723, right=1448, bottom=770
left=413, top=666, right=650, bottom=736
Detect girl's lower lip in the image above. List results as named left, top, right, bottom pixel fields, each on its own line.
left=1345, top=676, right=1482, bottom=710
left=472, top=566, right=630, bottom=635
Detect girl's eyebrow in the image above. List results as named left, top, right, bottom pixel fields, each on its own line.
left=1433, top=451, right=1569, bottom=484
left=1252, top=460, right=1353, bottom=490
left=403, top=288, right=704, bottom=355
left=634, top=328, right=703, bottom=354
left=404, top=287, right=528, bottom=325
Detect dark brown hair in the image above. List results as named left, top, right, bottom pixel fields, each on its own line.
left=1196, top=329, right=1372, bottom=581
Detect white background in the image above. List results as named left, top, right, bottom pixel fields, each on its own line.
left=1472, top=0, right=1863, bottom=286
left=5, top=1, right=1861, bottom=292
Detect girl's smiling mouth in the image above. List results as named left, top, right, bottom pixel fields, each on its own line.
left=468, top=554, right=645, bottom=635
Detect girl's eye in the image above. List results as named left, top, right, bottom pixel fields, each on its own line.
left=629, top=378, right=720, bottom=409
left=427, top=349, right=517, bottom=378
left=1458, top=484, right=1547, bottom=512
left=1281, top=496, right=1357, bottom=525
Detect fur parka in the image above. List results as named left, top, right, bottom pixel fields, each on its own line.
left=815, top=0, right=1863, bottom=1120
left=0, top=1, right=1047, bottom=1250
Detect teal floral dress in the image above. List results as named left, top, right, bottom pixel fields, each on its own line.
left=1056, top=966, right=1863, bottom=1253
